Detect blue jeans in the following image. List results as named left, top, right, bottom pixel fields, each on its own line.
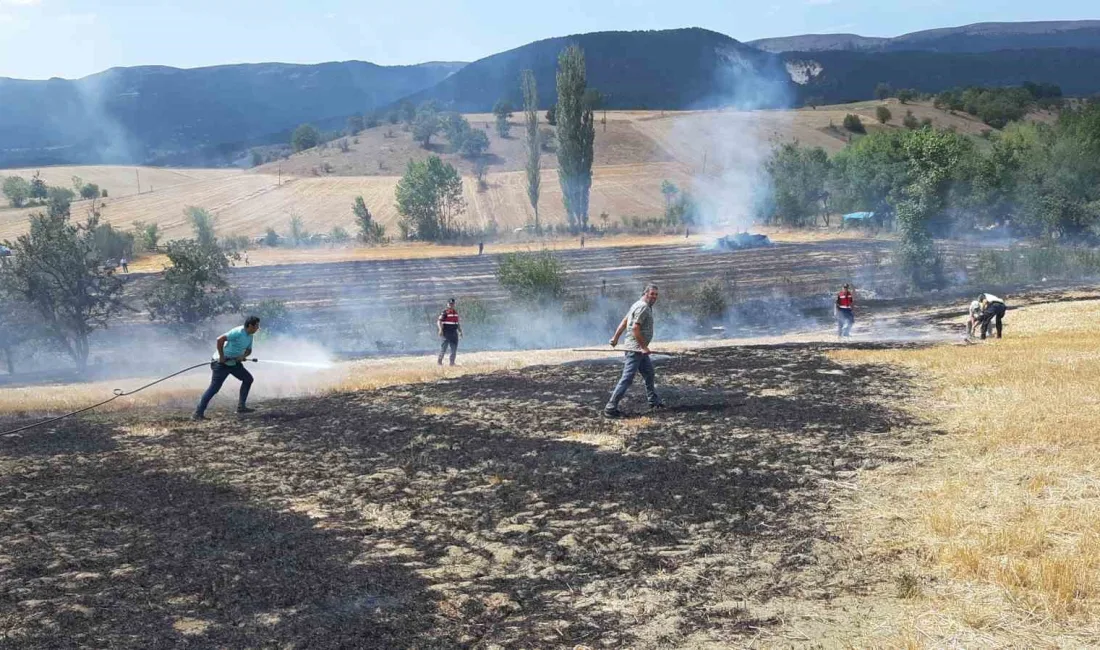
left=195, top=361, right=253, bottom=416
left=606, top=352, right=660, bottom=410
left=837, top=308, right=854, bottom=337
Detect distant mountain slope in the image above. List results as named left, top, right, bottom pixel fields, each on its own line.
left=783, top=48, right=1100, bottom=103
left=397, top=28, right=793, bottom=112
left=0, top=61, right=464, bottom=167
left=751, top=20, right=1100, bottom=53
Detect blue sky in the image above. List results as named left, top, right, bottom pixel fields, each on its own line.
left=0, top=0, right=1095, bottom=79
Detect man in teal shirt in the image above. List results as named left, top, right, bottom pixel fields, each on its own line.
left=193, top=316, right=261, bottom=420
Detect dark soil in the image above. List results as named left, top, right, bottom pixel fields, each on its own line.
left=0, top=343, right=931, bottom=648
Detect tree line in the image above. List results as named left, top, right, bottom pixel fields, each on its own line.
left=762, top=101, right=1100, bottom=287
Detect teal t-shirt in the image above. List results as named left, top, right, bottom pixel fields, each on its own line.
left=215, top=326, right=253, bottom=364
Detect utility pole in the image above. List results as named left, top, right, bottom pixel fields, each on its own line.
left=135, top=169, right=141, bottom=194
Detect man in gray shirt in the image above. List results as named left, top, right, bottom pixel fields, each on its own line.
left=604, top=284, right=663, bottom=417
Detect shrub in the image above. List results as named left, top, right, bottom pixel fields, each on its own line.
left=876, top=106, right=892, bottom=124
left=843, top=114, right=866, bottom=134
left=690, top=278, right=728, bottom=324
left=330, top=226, right=351, bottom=242
left=495, top=250, right=566, bottom=303
left=903, top=110, right=920, bottom=130
left=248, top=299, right=294, bottom=336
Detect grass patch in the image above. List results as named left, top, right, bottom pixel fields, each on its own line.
left=829, top=298, right=1100, bottom=644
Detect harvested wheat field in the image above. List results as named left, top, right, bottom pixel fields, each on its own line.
left=1, top=294, right=1098, bottom=647
left=824, top=296, right=1100, bottom=647
left=1, top=164, right=692, bottom=242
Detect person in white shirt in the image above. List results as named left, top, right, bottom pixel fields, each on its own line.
left=967, top=300, right=982, bottom=338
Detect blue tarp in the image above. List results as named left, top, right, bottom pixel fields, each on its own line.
left=0, top=245, right=11, bottom=257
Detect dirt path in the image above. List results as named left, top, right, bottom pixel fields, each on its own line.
left=0, top=342, right=934, bottom=648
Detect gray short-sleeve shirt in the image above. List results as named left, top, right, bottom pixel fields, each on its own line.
left=622, top=299, right=654, bottom=351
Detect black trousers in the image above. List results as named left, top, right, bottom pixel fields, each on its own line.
left=438, top=335, right=458, bottom=365
left=979, top=303, right=1006, bottom=339
left=195, top=361, right=253, bottom=415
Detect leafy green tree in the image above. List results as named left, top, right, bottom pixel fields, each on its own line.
left=842, top=114, right=865, bottom=134
left=546, top=105, right=556, bottom=125
left=330, top=226, right=351, bottom=243
left=460, top=129, right=489, bottom=157
left=903, top=110, right=920, bottom=130
left=353, top=196, right=386, bottom=244
left=493, top=99, right=514, bottom=138
left=288, top=213, right=309, bottom=246
left=412, top=103, right=441, bottom=147
left=874, top=82, right=892, bottom=101
left=0, top=203, right=127, bottom=370
left=186, top=206, right=218, bottom=249
left=442, top=112, right=471, bottom=152
left=0, top=290, right=40, bottom=374
left=762, top=143, right=831, bottom=227
left=92, top=222, right=135, bottom=260
left=522, top=69, right=541, bottom=233
left=495, top=251, right=566, bottom=303
left=660, top=180, right=679, bottom=211
left=395, top=156, right=465, bottom=241
left=555, top=45, right=596, bottom=231
left=29, top=171, right=47, bottom=200
left=896, top=88, right=917, bottom=104
left=79, top=182, right=101, bottom=200
left=132, top=220, right=161, bottom=252
left=145, top=238, right=240, bottom=336
left=893, top=129, right=969, bottom=288
left=2, top=176, right=30, bottom=207
left=364, top=112, right=381, bottom=129
left=291, top=123, right=321, bottom=152
left=876, top=106, right=892, bottom=124
left=264, top=227, right=280, bottom=247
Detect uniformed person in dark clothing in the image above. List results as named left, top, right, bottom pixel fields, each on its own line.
left=437, top=298, right=462, bottom=366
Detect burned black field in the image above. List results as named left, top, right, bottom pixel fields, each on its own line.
left=0, top=343, right=931, bottom=648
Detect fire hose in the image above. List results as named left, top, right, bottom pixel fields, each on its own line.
left=0, top=359, right=259, bottom=437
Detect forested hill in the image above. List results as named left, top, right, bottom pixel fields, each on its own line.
left=751, top=20, right=1100, bottom=53
left=784, top=48, right=1100, bottom=104
left=0, top=61, right=464, bottom=167
left=395, top=28, right=794, bottom=112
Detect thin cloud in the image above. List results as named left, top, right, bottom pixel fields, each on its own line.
left=59, top=12, right=96, bottom=24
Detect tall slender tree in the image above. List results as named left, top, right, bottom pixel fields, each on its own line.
left=555, top=45, right=596, bottom=231
left=522, top=69, right=541, bottom=233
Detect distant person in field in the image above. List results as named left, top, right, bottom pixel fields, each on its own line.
left=437, top=298, right=462, bottom=366
left=604, top=284, right=663, bottom=418
left=478, top=242, right=484, bottom=256
left=193, top=316, right=261, bottom=420
left=835, top=284, right=855, bottom=339
left=120, top=257, right=129, bottom=273
left=977, top=293, right=1007, bottom=339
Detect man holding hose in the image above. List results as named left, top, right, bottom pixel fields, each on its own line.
left=193, top=316, right=261, bottom=420
left=604, top=284, right=664, bottom=418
